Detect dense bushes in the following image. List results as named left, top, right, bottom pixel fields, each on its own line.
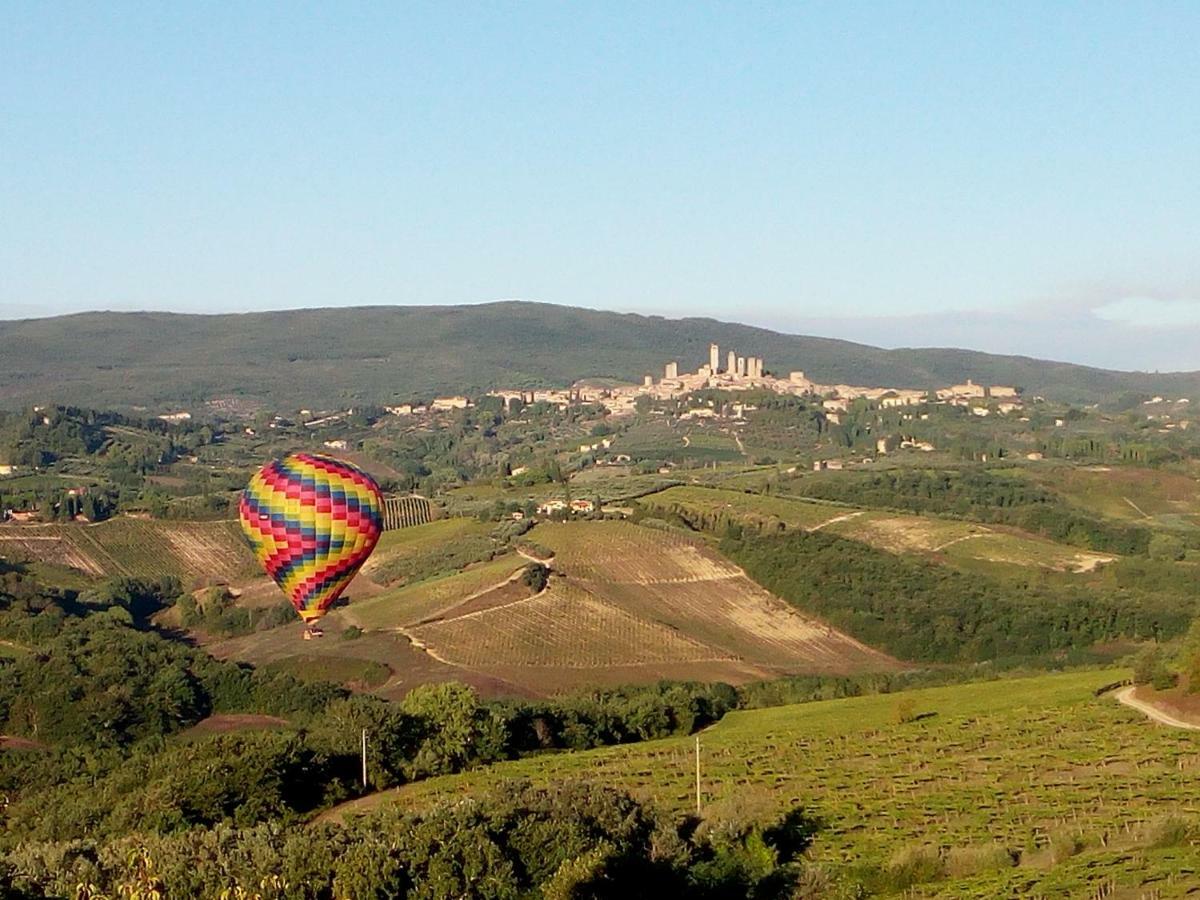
left=4, top=732, right=349, bottom=844
left=0, top=612, right=343, bottom=748
left=0, top=574, right=747, bottom=845
left=721, top=529, right=1191, bottom=663
left=174, top=586, right=296, bottom=636
left=6, top=782, right=823, bottom=900
left=503, top=681, right=738, bottom=752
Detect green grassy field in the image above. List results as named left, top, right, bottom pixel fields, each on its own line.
left=612, top=420, right=744, bottom=464
left=361, top=517, right=500, bottom=585
left=369, top=516, right=492, bottom=558
left=343, top=553, right=526, bottom=630
left=0, top=639, right=30, bottom=659
left=1021, top=465, right=1200, bottom=529
left=261, top=653, right=392, bottom=688
left=330, top=669, right=1200, bottom=896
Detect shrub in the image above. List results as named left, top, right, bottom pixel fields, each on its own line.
left=1046, top=827, right=1084, bottom=864
left=944, top=843, right=1015, bottom=877
left=521, top=563, right=550, bottom=592
left=1139, top=815, right=1194, bottom=849
left=891, top=697, right=917, bottom=724
left=1133, top=646, right=1176, bottom=690
left=882, top=844, right=944, bottom=889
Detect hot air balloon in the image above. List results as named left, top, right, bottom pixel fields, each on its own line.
left=238, top=452, right=384, bottom=638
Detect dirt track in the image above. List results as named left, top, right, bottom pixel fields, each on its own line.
left=1114, top=685, right=1200, bottom=730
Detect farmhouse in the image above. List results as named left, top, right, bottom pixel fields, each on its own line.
left=432, top=396, right=471, bottom=411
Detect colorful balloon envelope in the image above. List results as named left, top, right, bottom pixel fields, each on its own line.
left=238, top=452, right=384, bottom=623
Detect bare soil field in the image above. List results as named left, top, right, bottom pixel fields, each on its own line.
left=209, top=610, right=537, bottom=699
left=0, top=735, right=46, bottom=751
left=1118, top=683, right=1200, bottom=729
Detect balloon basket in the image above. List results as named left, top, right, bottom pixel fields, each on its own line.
left=303, top=626, right=325, bottom=640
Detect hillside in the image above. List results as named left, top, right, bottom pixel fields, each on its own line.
left=0, top=518, right=257, bottom=583
left=324, top=669, right=1200, bottom=897
left=211, top=519, right=899, bottom=697
left=642, top=485, right=1119, bottom=574
left=2, top=302, right=1198, bottom=410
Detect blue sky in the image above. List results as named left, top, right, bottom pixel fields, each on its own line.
left=2, top=2, right=1198, bottom=369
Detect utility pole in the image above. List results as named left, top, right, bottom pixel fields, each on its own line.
left=361, top=728, right=368, bottom=789
left=695, top=734, right=702, bottom=816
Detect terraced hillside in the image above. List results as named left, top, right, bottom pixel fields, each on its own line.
left=216, top=518, right=898, bottom=697
left=328, top=669, right=1200, bottom=897
left=644, top=485, right=1117, bottom=573
left=527, top=521, right=897, bottom=677
left=0, top=519, right=257, bottom=582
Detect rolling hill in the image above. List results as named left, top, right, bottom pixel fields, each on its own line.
left=641, top=485, right=1119, bottom=575
left=2, top=301, right=1198, bottom=410
left=324, top=669, right=1200, bottom=898
left=210, top=518, right=899, bottom=697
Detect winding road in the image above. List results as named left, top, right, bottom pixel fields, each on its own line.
left=1113, top=685, right=1200, bottom=731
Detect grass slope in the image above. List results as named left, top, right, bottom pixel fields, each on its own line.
left=329, top=669, right=1200, bottom=897
left=3, top=302, right=1199, bottom=409
left=1021, top=465, right=1200, bottom=529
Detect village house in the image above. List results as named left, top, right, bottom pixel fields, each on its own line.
left=431, top=396, right=471, bottom=411
left=813, top=459, right=844, bottom=471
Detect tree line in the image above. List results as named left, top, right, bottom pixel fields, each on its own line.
left=720, top=526, right=1192, bottom=664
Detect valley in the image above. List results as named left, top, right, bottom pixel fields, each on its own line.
left=4, top=328, right=1200, bottom=897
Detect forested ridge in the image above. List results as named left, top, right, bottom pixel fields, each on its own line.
left=4, top=302, right=1200, bottom=410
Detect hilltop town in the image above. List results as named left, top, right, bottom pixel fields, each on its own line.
left=482, top=341, right=1022, bottom=420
